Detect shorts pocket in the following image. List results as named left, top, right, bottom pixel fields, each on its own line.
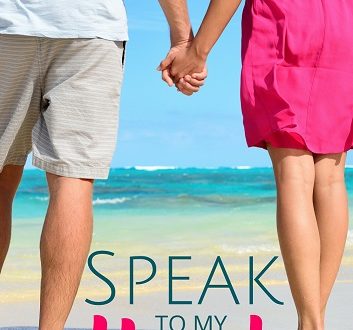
left=113, top=40, right=127, bottom=68
left=122, top=41, right=127, bottom=67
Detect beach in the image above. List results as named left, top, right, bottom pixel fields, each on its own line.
left=1, top=167, right=353, bottom=329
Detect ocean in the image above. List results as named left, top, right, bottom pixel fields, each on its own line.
left=14, top=167, right=278, bottom=218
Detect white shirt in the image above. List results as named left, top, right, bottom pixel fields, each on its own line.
left=0, top=0, right=128, bottom=41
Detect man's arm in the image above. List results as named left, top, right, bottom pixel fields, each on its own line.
left=158, top=0, right=193, bottom=46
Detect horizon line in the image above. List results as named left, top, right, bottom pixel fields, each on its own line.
left=22, top=164, right=353, bottom=171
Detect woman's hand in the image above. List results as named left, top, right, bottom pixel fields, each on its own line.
left=174, top=67, right=207, bottom=96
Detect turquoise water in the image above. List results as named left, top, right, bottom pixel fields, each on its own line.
left=15, top=167, right=278, bottom=218
left=14, top=166, right=353, bottom=216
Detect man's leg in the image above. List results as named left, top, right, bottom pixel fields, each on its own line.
left=39, top=173, right=94, bottom=330
left=0, top=165, right=24, bottom=273
left=35, top=37, right=124, bottom=329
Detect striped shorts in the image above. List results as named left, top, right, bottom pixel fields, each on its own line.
left=0, top=34, right=125, bottom=179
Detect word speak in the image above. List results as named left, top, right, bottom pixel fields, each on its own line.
left=86, top=251, right=284, bottom=306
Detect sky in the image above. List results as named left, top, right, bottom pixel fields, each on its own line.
left=24, top=0, right=353, bottom=168
left=114, top=0, right=263, bottom=168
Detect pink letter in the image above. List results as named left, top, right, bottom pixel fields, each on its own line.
left=122, top=318, right=136, bottom=330
left=93, top=315, right=107, bottom=330
left=250, top=314, right=262, bottom=330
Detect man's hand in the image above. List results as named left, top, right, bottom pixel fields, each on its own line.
left=158, top=41, right=208, bottom=96
left=158, top=41, right=191, bottom=87
left=166, top=44, right=207, bottom=82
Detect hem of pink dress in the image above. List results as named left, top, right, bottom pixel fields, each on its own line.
left=248, top=130, right=353, bottom=154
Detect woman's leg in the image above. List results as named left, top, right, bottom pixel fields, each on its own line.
left=267, top=146, right=322, bottom=330
left=313, top=153, right=349, bottom=327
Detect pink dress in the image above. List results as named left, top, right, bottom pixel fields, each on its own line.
left=240, top=0, right=353, bottom=153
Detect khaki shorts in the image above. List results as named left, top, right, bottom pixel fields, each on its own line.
left=0, top=34, right=125, bottom=179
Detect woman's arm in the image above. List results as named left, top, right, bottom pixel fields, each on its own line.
left=193, top=0, right=243, bottom=59
left=160, top=0, right=242, bottom=81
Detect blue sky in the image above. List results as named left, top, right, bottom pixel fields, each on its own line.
left=114, top=0, right=269, bottom=167
left=24, top=0, right=353, bottom=168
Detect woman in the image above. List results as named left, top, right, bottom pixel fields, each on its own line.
left=159, top=1, right=351, bottom=329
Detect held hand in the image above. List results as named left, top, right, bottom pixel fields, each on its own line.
left=158, top=42, right=208, bottom=96
left=161, top=44, right=207, bottom=84
left=175, top=68, right=208, bottom=96
left=159, top=44, right=187, bottom=87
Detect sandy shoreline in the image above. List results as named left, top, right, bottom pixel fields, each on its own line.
left=1, top=281, right=352, bottom=330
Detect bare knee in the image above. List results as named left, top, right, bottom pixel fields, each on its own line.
left=268, top=147, right=315, bottom=194
left=276, top=164, right=315, bottom=192
left=314, top=153, right=346, bottom=191
left=46, top=172, right=94, bottom=201
left=315, top=170, right=345, bottom=190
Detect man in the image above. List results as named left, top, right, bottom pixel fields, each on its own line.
left=0, top=1, right=206, bottom=329
left=0, top=1, right=128, bottom=329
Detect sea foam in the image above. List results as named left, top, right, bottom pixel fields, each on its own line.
left=92, top=197, right=130, bottom=205
left=133, top=166, right=177, bottom=171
